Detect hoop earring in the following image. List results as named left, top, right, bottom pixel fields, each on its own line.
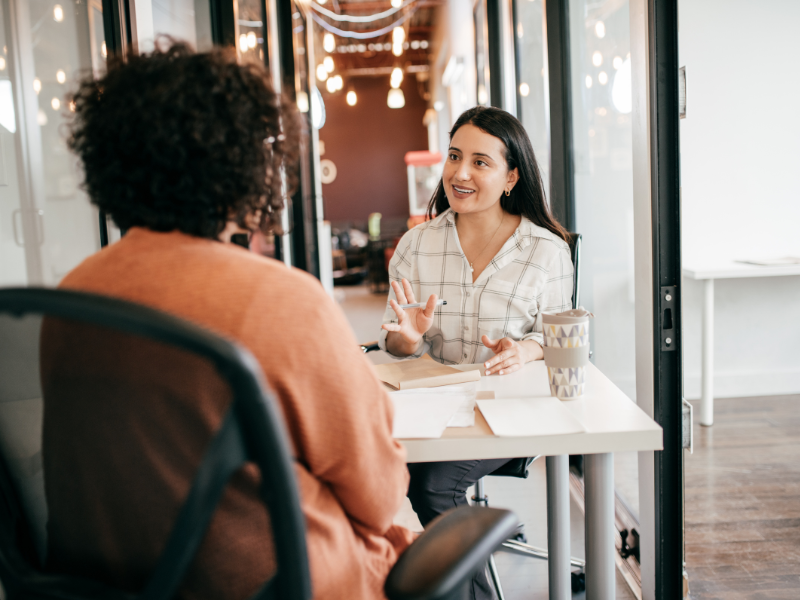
left=505, top=189, right=510, bottom=196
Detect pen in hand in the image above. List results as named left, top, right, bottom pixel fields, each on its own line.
left=390, top=300, right=448, bottom=309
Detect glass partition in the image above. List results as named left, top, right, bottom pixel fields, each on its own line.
left=512, top=0, right=550, bottom=196
left=151, top=0, right=213, bottom=50
left=568, top=0, right=637, bottom=511
left=0, top=0, right=112, bottom=287
left=235, top=0, right=265, bottom=65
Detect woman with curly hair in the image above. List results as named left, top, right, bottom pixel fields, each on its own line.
left=42, top=42, right=414, bottom=599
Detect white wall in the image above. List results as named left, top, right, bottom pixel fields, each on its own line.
left=679, top=0, right=800, bottom=399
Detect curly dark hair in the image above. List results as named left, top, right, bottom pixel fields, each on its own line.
left=68, top=40, right=299, bottom=239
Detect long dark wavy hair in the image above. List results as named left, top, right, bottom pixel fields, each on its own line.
left=426, top=106, right=568, bottom=242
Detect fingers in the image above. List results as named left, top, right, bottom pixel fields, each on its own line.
left=484, top=338, right=522, bottom=376
left=482, top=335, right=499, bottom=349
left=388, top=299, right=406, bottom=322
left=401, top=279, right=417, bottom=305
left=390, top=280, right=409, bottom=305
left=382, top=323, right=401, bottom=332
left=422, top=294, right=438, bottom=319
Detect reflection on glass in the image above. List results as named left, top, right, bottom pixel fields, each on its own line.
left=152, top=0, right=212, bottom=51
left=236, top=0, right=265, bottom=65
left=473, top=0, right=490, bottom=107
left=569, top=0, right=637, bottom=510
left=513, top=0, right=549, bottom=193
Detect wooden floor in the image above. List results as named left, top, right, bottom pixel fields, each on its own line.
left=685, top=394, right=800, bottom=600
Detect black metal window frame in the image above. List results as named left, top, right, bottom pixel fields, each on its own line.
left=647, top=0, right=683, bottom=596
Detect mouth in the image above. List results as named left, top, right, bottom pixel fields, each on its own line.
left=452, top=185, right=476, bottom=196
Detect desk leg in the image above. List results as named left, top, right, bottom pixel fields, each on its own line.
left=585, top=453, right=614, bottom=600
left=700, top=278, right=715, bottom=426
left=546, top=455, right=570, bottom=600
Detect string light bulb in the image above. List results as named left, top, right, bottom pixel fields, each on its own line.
left=238, top=34, right=248, bottom=53
left=53, top=4, right=64, bottom=22
left=592, top=51, right=603, bottom=66
left=391, top=0, right=402, bottom=7
left=331, top=75, right=343, bottom=91
left=323, top=56, right=334, bottom=73
left=598, top=71, right=608, bottom=85
left=326, top=77, right=336, bottom=93
left=346, top=90, right=357, bottom=106
left=56, top=69, right=66, bottom=84
left=33, top=78, right=41, bottom=94
left=247, top=32, right=257, bottom=49
left=323, top=33, right=335, bottom=53
left=595, top=21, right=606, bottom=38
left=390, top=67, right=403, bottom=89
left=316, top=64, right=328, bottom=81
left=51, top=97, right=60, bottom=111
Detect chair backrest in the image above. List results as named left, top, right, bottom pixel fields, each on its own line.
left=0, top=288, right=311, bottom=600
left=566, top=233, right=582, bottom=310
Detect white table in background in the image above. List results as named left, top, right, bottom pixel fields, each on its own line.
left=683, top=262, right=800, bottom=426
left=397, top=361, right=662, bottom=600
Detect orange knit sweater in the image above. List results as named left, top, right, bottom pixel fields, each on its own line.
left=42, top=227, right=414, bottom=599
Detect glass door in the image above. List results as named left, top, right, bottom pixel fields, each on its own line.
left=0, top=0, right=115, bottom=287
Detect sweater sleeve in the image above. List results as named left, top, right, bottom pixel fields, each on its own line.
left=244, top=272, right=409, bottom=538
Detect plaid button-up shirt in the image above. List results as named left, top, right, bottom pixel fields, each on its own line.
left=378, top=209, right=574, bottom=366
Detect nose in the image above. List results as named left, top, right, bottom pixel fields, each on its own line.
left=454, top=161, right=471, bottom=182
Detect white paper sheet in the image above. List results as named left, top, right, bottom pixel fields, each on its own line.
left=477, top=397, right=586, bottom=437
left=390, top=394, right=466, bottom=438
left=391, top=382, right=479, bottom=427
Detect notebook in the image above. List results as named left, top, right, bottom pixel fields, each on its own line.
left=375, top=357, right=482, bottom=390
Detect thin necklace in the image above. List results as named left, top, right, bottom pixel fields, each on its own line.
left=458, top=212, right=505, bottom=273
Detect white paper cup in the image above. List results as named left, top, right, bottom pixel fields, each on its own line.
left=542, top=309, right=592, bottom=400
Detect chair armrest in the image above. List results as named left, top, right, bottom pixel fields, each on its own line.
left=359, top=341, right=380, bottom=353
left=384, top=507, right=517, bottom=600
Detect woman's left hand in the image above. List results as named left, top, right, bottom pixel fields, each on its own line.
left=481, top=336, right=542, bottom=376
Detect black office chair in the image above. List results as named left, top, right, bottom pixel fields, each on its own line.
left=0, top=287, right=518, bottom=600
left=360, top=233, right=585, bottom=598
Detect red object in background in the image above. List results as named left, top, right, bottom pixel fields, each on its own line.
left=404, top=151, right=443, bottom=167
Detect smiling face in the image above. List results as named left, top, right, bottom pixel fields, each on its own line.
left=443, top=124, right=519, bottom=215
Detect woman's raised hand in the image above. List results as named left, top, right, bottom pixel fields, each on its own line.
left=382, top=279, right=438, bottom=355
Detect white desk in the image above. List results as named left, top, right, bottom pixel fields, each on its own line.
left=398, top=362, right=662, bottom=600
left=683, top=262, right=800, bottom=426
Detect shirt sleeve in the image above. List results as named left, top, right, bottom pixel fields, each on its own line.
left=377, top=231, right=429, bottom=359
left=521, top=243, right=575, bottom=346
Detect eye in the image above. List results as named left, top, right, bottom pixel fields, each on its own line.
left=448, top=153, right=460, bottom=161
left=475, top=160, right=487, bottom=167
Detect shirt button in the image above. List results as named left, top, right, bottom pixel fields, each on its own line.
left=464, top=325, right=469, bottom=331
left=466, top=292, right=471, bottom=297
left=463, top=353, right=468, bottom=359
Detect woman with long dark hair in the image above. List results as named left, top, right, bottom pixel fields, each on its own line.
left=378, top=106, right=574, bottom=600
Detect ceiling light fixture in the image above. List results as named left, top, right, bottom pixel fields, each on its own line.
left=346, top=90, right=357, bottom=106
left=387, top=88, right=405, bottom=109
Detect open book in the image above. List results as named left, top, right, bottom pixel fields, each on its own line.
left=374, top=357, right=482, bottom=390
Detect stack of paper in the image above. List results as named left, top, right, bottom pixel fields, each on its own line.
left=476, top=397, right=586, bottom=437
left=375, top=358, right=482, bottom=390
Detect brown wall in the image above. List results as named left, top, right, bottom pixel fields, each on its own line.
left=319, top=75, right=429, bottom=224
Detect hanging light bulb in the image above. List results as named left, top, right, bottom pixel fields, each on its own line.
left=51, top=97, right=61, bottom=111
left=346, top=90, right=357, bottom=106
left=387, top=88, right=405, bottom=109
left=595, top=21, right=606, bottom=38
left=390, top=67, right=403, bottom=89
left=323, top=56, right=334, bottom=73
left=392, top=27, right=405, bottom=57
left=598, top=71, right=608, bottom=85
left=247, top=32, right=257, bottom=49
left=391, top=0, right=402, bottom=7
left=323, top=33, right=335, bottom=54
left=33, top=78, right=42, bottom=94
left=316, top=64, right=328, bottom=82
left=331, top=75, right=343, bottom=91
left=326, top=77, right=336, bottom=93
left=56, top=69, right=66, bottom=84
left=239, top=34, right=248, bottom=53
left=53, top=4, right=64, bottom=23
left=297, top=91, right=309, bottom=113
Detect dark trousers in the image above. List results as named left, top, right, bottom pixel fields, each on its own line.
left=407, top=459, right=512, bottom=600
